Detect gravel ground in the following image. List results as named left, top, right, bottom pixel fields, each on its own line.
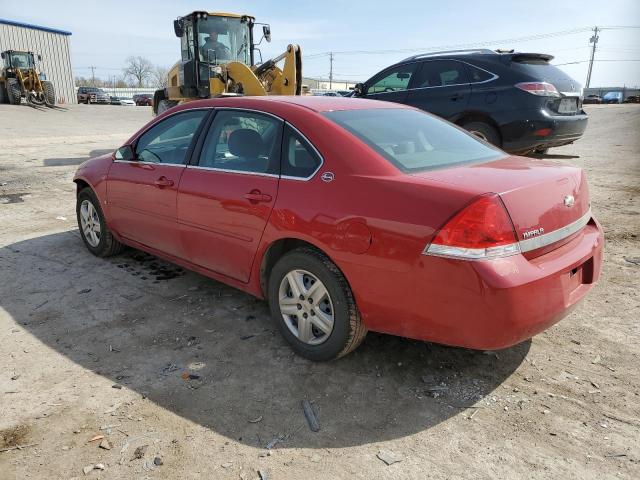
left=0, top=103, right=638, bottom=480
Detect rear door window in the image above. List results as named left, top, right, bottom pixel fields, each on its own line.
left=198, top=110, right=283, bottom=174
left=412, top=60, right=469, bottom=88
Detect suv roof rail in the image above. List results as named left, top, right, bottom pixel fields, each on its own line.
left=401, top=48, right=496, bottom=62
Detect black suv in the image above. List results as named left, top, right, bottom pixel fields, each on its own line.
left=353, top=49, right=587, bottom=154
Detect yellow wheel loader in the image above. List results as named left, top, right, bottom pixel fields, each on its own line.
left=0, top=50, right=55, bottom=107
left=153, top=11, right=302, bottom=115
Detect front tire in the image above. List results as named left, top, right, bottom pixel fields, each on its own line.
left=268, top=248, right=366, bottom=361
left=42, top=81, right=55, bottom=106
left=76, top=188, right=124, bottom=257
left=6, top=78, right=22, bottom=105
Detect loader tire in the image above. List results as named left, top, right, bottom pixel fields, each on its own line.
left=0, top=83, right=7, bottom=104
left=157, top=99, right=178, bottom=115
left=42, top=81, right=55, bottom=106
left=6, top=78, right=22, bottom=105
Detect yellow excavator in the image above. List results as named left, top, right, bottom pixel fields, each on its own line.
left=153, top=11, right=302, bottom=114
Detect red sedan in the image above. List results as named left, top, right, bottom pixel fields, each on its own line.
left=73, top=96, right=604, bottom=361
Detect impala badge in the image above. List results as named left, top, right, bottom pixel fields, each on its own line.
left=564, top=195, right=575, bottom=207
left=523, top=227, right=545, bottom=239
left=321, top=172, right=335, bottom=183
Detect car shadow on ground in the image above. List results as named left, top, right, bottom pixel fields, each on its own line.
left=43, top=149, right=114, bottom=167
left=1, top=231, right=530, bottom=449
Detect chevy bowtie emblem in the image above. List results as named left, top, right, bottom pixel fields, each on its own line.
left=321, top=172, right=335, bottom=183
left=564, top=195, right=575, bottom=207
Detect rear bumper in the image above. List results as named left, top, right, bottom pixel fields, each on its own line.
left=351, top=218, right=604, bottom=350
left=499, top=108, right=588, bottom=153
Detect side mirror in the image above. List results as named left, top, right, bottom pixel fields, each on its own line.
left=174, top=19, right=184, bottom=37
left=353, top=83, right=365, bottom=96
left=263, top=25, right=271, bottom=43
left=114, top=145, right=135, bottom=161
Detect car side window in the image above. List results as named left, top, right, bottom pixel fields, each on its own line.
left=198, top=110, right=282, bottom=174
left=135, top=110, right=208, bottom=165
left=366, top=63, right=417, bottom=94
left=413, top=60, right=469, bottom=88
left=281, top=125, right=322, bottom=179
left=467, top=64, right=494, bottom=83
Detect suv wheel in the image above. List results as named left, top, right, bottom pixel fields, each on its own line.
left=268, top=248, right=367, bottom=361
left=462, top=121, right=500, bottom=147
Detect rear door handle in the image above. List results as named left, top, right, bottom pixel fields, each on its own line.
left=450, top=93, right=462, bottom=101
left=244, top=190, right=272, bottom=203
left=154, top=176, right=174, bottom=188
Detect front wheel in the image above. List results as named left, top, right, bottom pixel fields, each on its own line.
left=268, top=248, right=367, bottom=361
left=76, top=188, right=124, bottom=257
left=6, top=78, right=22, bottom=105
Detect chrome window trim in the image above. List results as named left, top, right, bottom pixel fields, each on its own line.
left=518, top=208, right=592, bottom=253
left=186, top=165, right=279, bottom=178
left=113, top=160, right=186, bottom=168
left=281, top=122, right=324, bottom=182
left=423, top=208, right=592, bottom=259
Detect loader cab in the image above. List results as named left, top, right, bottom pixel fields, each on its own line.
left=174, top=12, right=255, bottom=98
left=2, top=50, right=37, bottom=71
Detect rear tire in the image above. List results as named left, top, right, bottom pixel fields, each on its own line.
left=534, top=147, right=549, bottom=155
left=6, top=78, right=22, bottom=105
left=268, top=247, right=367, bottom=361
left=0, top=83, right=7, bottom=104
left=42, top=81, right=55, bottom=106
left=76, top=188, right=125, bottom=257
left=461, top=120, right=500, bottom=147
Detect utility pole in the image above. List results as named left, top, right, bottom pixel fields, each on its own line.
left=585, top=26, right=599, bottom=88
left=329, top=52, right=334, bottom=90
left=89, top=66, right=96, bottom=86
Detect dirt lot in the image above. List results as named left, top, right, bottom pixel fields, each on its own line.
left=0, top=103, right=638, bottom=480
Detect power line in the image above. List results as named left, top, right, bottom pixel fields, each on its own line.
left=555, top=59, right=640, bottom=66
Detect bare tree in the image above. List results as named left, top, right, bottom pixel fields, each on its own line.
left=151, top=65, right=169, bottom=89
left=123, top=56, right=154, bottom=87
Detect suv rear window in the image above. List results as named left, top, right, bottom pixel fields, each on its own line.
left=324, top=108, right=504, bottom=172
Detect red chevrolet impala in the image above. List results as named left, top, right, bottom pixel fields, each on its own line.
left=73, top=96, right=603, bottom=361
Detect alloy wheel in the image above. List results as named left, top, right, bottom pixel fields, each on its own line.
left=278, top=269, right=335, bottom=345
left=79, top=199, right=101, bottom=247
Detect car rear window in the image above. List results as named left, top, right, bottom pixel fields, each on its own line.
left=323, top=108, right=505, bottom=172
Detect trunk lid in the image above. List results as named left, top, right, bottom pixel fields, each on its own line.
left=415, top=156, right=590, bottom=255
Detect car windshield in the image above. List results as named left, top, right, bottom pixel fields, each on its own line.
left=324, top=108, right=505, bottom=172
left=196, top=16, right=250, bottom=65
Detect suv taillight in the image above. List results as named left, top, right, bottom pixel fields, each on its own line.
left=424, top=194, right=520, bottom=260
left=515, top=82, right=560, bottom=97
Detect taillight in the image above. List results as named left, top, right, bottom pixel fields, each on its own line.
left=424, top=194, right=520, bottom=260
left=515, top=81, right=560, bottom=97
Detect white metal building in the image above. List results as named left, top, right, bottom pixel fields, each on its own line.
left=0, top=18, right=75, bottom=104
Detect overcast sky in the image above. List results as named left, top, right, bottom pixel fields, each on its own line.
left=2, top=0, right=639, bottom=87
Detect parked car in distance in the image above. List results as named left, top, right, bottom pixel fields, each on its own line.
left=77, top=86, right=110, bottom=104
left=624, top=95, right=640, bottom=104
left=118, top=97, right=135, bottom=106
left=583, top=94, right=602, bottom=104
left=353, top=49, right=587, bottom=155
left=602, top=91, right=623, bottom=104
left=110, top=95, right=121, bottom=105
left=133, top=93, right=153, bottom=106
left=73, top=96, right=603, bottom=361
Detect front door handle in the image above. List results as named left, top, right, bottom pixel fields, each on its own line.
left=154, top=176, right=174, bottom=188
left=450, top=93, right=463, bottom=101
left=244, top=190, right=272, bottom=203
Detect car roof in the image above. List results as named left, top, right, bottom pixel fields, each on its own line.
left=195, top=95, right=403, bottom=113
